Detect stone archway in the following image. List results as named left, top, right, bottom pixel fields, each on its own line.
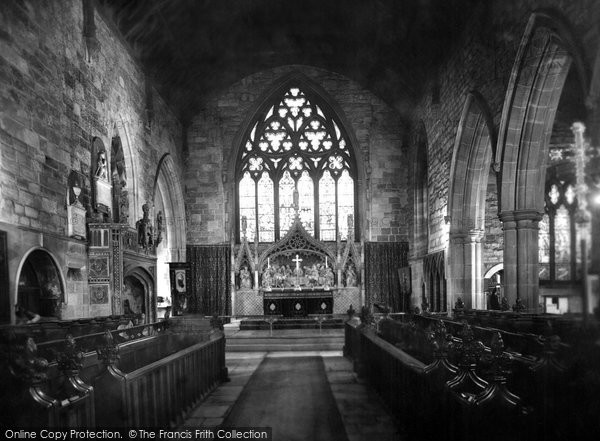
left=447, top=92, right=496, bottom=310
left=16, top=248, right=65, bottom=320
left=123, top=267, right=154, bottom=323
left=111, top=134, right=128, bottom=223
left=496, top=11, right=589, bottom=311
left=111, top=119, right=139, bottom=226
left=227, top=71, right=367, bottom=242
left=152, top=153, right=187, bottom=307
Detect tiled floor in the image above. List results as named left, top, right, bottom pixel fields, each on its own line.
left=179, top=350, right=402, bottom=441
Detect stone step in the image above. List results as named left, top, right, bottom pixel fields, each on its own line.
left=239, top=319, right=345, bottom=331
left=226, top=340, right=344, bottom=352
left=225, top=332, right=345, bottom=352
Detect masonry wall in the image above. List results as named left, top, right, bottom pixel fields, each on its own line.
left=409, top=0, right=599, bottom=258
left=185, top=65, right=408, bottom=245
left=0, top=0, right=183, bottom=320
left=407, top=0, right=600, bottom=305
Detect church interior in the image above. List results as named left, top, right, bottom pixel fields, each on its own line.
left=1, top=0, right=600, bottom=439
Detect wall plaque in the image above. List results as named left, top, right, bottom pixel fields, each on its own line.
left=94, top=177, right=112, bottom=212
left=67, top=204, right=87, bottom=239
left=89, top=257, right=110, bottom=281
left=90, top=284, right=109, bottom=304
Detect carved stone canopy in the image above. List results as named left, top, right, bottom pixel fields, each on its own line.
left=257, top=215, right=337, bottom=289
left=259, top=215, right=335, bottom=272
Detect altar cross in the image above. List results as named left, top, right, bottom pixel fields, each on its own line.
left=292, top=254, right=303, bottom=270
left=292, top=254, right=303, bottom=288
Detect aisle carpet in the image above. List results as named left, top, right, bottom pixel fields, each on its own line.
left=221, top=356, right=348, bottom=441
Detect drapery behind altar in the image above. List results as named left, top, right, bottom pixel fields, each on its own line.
left=364, top=242, right=409, bottom=312
left=187, top=245, right=231, bottom=315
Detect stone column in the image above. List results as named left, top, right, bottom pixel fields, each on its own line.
left=448, top=232, right=466, bottom=311
left=500, top=210, right=543, bottom=312
left=466, top=229, right=485, bottom=309
left=500, top=212, right=518, bottom=307
left=448, top=229, right=484, bottom=311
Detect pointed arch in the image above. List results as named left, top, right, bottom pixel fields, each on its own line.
left=230, top=71, right=364, bottom=243
left=412, top=122, right=429, bottom=257
left=14, top=247, right=66, bottom=320
left=111, top=118, right=139, bottom=225
left=497, top=10, right=588, bottom=213
left=153, top=153, right=187, bottom=262
left=447, top=92, right=497, bottom=310
left=496, top=10, right=589, bottom=311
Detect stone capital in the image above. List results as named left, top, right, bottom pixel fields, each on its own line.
left=449, top=228, right=484, bottom=244
left=499, top=209, right=543, bottom=226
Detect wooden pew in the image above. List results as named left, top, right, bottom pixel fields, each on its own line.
left=345, top=315, right=600, bottom=441
left=0, top=318, right=227, bottom=429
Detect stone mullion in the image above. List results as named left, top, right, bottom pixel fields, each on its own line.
left=314, top=175, right=320, bottom=240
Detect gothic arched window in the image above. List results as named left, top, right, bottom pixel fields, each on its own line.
left=236, top=86, right=357, bottom=243
left=538, top=178, right=580, bottom=283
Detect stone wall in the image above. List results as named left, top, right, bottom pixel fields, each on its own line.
left=0, top=0, right=183, bottom=320
left=409, top=0, right=599, bottom=258
left=407, top=0, right=600, bottom=300
left=185, top=65, right=408, bottom=244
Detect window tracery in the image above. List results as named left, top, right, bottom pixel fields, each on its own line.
left=237, top=86, right=357, bottom=242
left=539, top=179, right=580, bottom=283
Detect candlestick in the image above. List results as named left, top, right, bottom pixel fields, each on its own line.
left=325, top=256, right=328, bottom=267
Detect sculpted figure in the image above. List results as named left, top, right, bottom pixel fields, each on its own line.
left=324, top=265, right=334, bottom=287
left=240, top=266, right=252, bottom=289
left=95, top=150, right=108, bottom=180
left=262, top=266, right=273, bottom=289
left=136, top=203, right=153, bottom=250
left=345, top=265, right=357, bottom=287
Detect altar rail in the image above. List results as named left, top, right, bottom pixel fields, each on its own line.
left=345, top=317, right=600, bottom=441
left=0, top=319, right=226, bottom=428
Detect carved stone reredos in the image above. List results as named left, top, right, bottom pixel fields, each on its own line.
left=258, top=215, right=336, bottom=270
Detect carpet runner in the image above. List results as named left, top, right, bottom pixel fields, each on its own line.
left=221, top=356, right=348, bottom=441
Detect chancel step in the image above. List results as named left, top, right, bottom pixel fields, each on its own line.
left=239, top=318, right=345, bottom=331
left=225, top=329, right=344, bottom=352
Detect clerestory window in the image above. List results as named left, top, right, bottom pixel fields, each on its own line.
left=236, top=85, right=357, bottom=243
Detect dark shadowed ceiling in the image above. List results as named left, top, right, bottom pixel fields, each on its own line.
left=97, top=0, right=483, bottom=123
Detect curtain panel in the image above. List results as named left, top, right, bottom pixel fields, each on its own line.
left=187, top=245, right=231, bottom=315
left=364, top=242, right=409, bottom=312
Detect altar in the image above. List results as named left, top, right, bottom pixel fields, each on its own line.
left=232, top=206, right=363, bottom=317
left=263, top=288, right=334, bottom=316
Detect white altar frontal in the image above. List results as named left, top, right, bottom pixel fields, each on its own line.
left=232, top=214, right=363, bottom=317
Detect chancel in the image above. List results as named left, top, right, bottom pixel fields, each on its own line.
left=1, top=0, right=600, bottom=439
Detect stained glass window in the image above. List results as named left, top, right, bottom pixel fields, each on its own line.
left=239, top=172, right=256, bottom=242
left=538, top=180, right=580, bottom=283
left=279, top=171, right=295, bottom=237
left=319, top=171, right=336, bottom=241
left=538, top=215, right=550, bottom=280
left=337, top=170, right=354, bottom=241
left=257, top=172, right=275, bottom=242
left=298, top=171, right=314, bottom=235
left=237, top=85, right=357, bottom=242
